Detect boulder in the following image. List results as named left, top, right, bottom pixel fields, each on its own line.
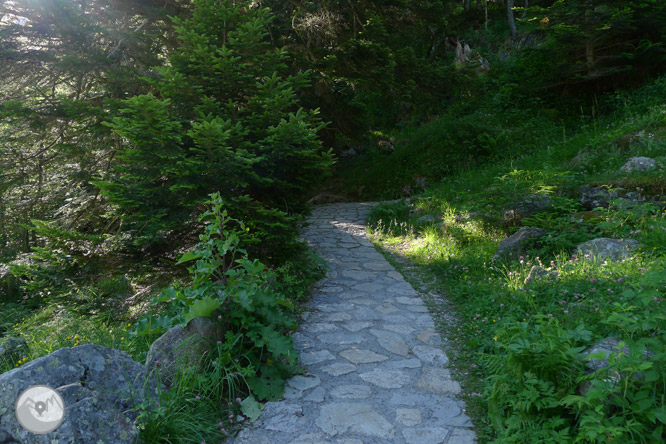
left=578, top=337, right=653, bottom=396
left=576, top=238, right=640, bottom=261
left=580, top=185, right=621, bottom=210
left=145, top=317, right=223, bottom=386
left=493, top=227, right=546, bottom=260
left=620, top=156, right=657, bottom=173
left=0, top=344, right=150, bottom=443
left=0, top=337, right=29, bottom=367
left=416, top=214, right=438, bottom=224
left=524, top=266, right=554, bottom=284
left=503, top=194, right=551, bottom=222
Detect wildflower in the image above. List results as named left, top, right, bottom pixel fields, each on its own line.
left=547, top=313, right=553, bottom=317
left=155, top=360, right=160, bottom=367
left=195, top=395, right=201, bottom=401
left=236, top=397, right=241, bottom=403
left=221, top=429, right=228, bottom=435
left=493, top=336, right=498, bottom=341
left=563, top=310, right=569, bottom=314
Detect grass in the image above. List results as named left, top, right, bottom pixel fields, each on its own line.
left=364, top=74, right=666, bottom=442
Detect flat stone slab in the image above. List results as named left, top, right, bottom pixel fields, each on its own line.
left=316, top=403, right=395, bottom=438
left=228, top=203, right=475, bottom=444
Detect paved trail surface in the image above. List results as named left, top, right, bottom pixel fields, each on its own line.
left=231, top=203, right=476, bottom=444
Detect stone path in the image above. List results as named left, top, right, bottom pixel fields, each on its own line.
left=230, top=203, right=476, bottom=444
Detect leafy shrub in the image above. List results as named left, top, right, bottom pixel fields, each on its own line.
left=133, top=193, right=298, bottom=402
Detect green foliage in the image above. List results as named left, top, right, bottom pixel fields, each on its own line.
left=133, top=193, right=298, bottom=402
left=98, top=0, right=334, bottom=255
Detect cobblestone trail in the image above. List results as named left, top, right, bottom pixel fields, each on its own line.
left=230, top=203, right=476, bottom=444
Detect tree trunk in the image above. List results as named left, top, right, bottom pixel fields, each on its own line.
left=507, top=0, right=517, bottom=38
left=485, top=0, right=489, bottom=30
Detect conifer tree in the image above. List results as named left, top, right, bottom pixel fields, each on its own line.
left=98, top=0, right=333, bottom=257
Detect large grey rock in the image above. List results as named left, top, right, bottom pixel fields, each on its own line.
left=493, top=227, right=546, bottom=260
left=576, top=238, right=640, bottom=261
left=620, top=157, right=657, bottom=173
left=524, top=266, right=555, bottom=284
left=578, top=337, right=652, bottom=395
left=580, top=185, right=621, bottom=210
left=0, top=337, right=29, bottom=367
left=503, top=194, right=551, bottom=222
left=145, top=316, right=223, bottom=386
left=0, top=344, right=149, bottom=443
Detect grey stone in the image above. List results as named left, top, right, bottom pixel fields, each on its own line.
left=402, top=427, right=450, bottom=444
left=412, top=345, right=449, bottom=365
left=580, top=185, right=621, bottom=210
left=304, top=386, right=326, bottom=403
left=417, top=214, right=439, bottom=224
left=417, top=328, right=440, bottom=345
left=289, top=433, right=331, bottom=444
left=359, top=368, right=411, bottom=389
left=620, top=156, right=658, bottom=173
left=300, top=350, right=336, bottom=365
left=341, top=321, right=373, bottom=332
left=370, top=329, right=410, bottom=356
left=384, top=324, right=416, bottom=335
left=396, top=408, right=422, bottom=426
left=395, top=296, right=424, bottom=305
left=524, top=265, right=554, bottom=284
left=503, top=194, right=551, bottom=222
left=576, top=238, right=640, bottom=261
left=310, top=323, right=339, bottom=333
left=263, top=404, right=305, bottom=432
left=416, top=367, right=461, bottom=395
left=319, top=332, right=364, bottom=345
left=375, top=303, right=399, bottom=314
left=493, top=227, right=546, bottom=260
left=292, top=332, right=315, bottom=350
left=391, top=359, right=422, bottom=369
left=0, top=344, right=150, bottom=444
left=145, top=316, right=223, bottom=386
left=285, top=375, right=321, bottom=399
left=315, top=403, right=395, bottom=438
left=321, top=362, right=357, bottom=376
left=330, top=385, right=372, bottom=399
left=432, top=399, right=473, bottom=427
left=339, top=349, right=388, bottom=364
left=342, top=270, right=378, bottom=280
left=448, top=427, right=477, bottom=443
left=324, top=312, right=353, bottom=322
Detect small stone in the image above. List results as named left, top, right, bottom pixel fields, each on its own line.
left=395, top=296, right=424, bottom=305
left=384, top=324, right=416, bottom=335
left=324, top=312, right=353, bottom=322
left=309, top=323, right=338, bottom=333
left=342, top=270, right=378, bottom=280
left=412, top=345, right=449, bottom=365
left=391, top=359, right=422, bottom=369
left=330, top=385, right=373, bottom=399
left=300, top=350, right=335, bottom=365
left=396, top=408, right=422, bottom=426
left=402, top=427, right=450, bottom=444
left=417, top=328, right=440, bottom=345
left=359, top=368, right=411, bottom=389
left=576, top=238, right=640, bottom=261
left=321, top=362, right=357, bottom=376
left=406, top=304, right=430, bottom=313
left=284, top=375, right=321, bottom=399
left=339, top=349, right=388, bottom=364
left=304, top=386, right=326, bottom=403
left=341, top=321, right=373, bottom=332
left=620, top=156, right=657, bottom=173
left=416, top=367, right=461, bottom=395
left=363, top=262, right=393, bottom=271
left=264, top=404, right=304, bottom=432
left=370, top=329, right=410, bottom=356
left=375, top=303, right=399, bottom=314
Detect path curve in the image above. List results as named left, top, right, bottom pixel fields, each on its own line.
left=230, top=203, right=476, bottom=444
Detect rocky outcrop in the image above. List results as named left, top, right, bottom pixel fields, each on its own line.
left=619, top=157, right=657, bottom=173
left=493, top=227, right=546, bottom=260
left=0, top=344, right=151, bottom=443
left=576, top=238, right=640, bottom=261
left=503, top=194, right=551, bottom=222
left=145, top=317, right=224, bottom=386
left=580, top=185, right=621, bottom=210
